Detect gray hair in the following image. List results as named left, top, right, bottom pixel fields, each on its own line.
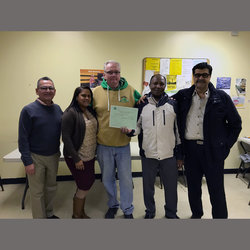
left=37, top=76, right=54, bottom=88
left=104, top=60, right=121, bottom=71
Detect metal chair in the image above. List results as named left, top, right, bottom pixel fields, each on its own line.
left=236, top=140, right=250, bottom=188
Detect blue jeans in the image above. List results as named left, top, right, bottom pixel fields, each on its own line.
left=97, top=144, right=134, bottom=215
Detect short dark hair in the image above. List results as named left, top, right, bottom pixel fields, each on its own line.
left=192, top=62, right=213, bottom=75
left=37, top=76, right=54, bottom=88
left=149, top=74, right=166, bottom=85
left=65, top=86, right=93, bottom=112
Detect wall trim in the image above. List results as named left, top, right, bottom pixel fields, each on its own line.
left=1, top=169, right=238, bottom=185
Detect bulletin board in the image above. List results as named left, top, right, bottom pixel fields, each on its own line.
left=142, top=57, right=210, bottom=96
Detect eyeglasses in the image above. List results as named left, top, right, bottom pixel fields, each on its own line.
left=194, top=73, right=210, bottom=78
left=39, top=86, right=55, bottom=91
left=105, top=71, right=120, bottom=75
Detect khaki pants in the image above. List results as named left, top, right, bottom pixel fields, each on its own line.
left=27, top=152, right=59, bottom=218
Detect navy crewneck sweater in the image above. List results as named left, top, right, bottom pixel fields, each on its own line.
left=18, top=100, right=62, bottom=166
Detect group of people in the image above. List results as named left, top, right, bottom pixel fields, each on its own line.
left=18, top=61, right=242, bottom=219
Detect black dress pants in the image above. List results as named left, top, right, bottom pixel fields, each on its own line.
left=141, top=156, right=178, bottom=218
left=184, top=140, right=228, bottom=219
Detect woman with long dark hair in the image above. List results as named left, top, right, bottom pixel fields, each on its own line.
left=62, top=86, right=97, bottom=218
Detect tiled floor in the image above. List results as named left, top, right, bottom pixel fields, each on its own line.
left=0, top=174, right=249, bottom=219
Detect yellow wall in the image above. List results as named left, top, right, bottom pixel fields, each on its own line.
left=1, top=31, right=249, bottom=178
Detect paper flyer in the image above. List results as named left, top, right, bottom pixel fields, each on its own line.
left=144, top=70, right=154, bottom=83
left=182, top=59, right=193, bottom=79
left=192, top=58, right=208, bottom=67
left=232, top=96, right=245, bottom=108
left=235, top=78, right=246, bottom=95
left=216, top=77, right=231, bottom=95
left=169, top=59, right=182, bottom=75
left=166, top=75, right=177, bottom=91
left=160, top=58, right=170, bottom=75
left=176, top=75, right=191, bottom=89
left=145, top=58, right=160, bottom=71
left=216, top=77, right=231, bottom=89
left=109, top=105, right=138, bottom=130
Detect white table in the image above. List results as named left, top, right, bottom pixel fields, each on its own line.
left=2, top=142, right=141, bottom=209
left=3, top=142, right=140, bottom=162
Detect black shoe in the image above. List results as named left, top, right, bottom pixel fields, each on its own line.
left=47, top=215, right=59, bottom=219
left=165, top=215, right=180, bottom=219
left=144, top=213, right=155, bottom=219
left=105, top=208, right=118, bottom=219
left=190, top=215, right=201, bottom=219
left=124, top=214, right=134, bottom=219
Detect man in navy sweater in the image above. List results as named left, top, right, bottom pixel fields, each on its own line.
left=18, top=76, right=62, bottom=219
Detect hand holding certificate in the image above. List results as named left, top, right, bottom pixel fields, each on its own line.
left=109, top=105, right=138, bottom=130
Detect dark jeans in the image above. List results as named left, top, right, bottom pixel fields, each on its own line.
left=141, top=156, right=178, bottom=218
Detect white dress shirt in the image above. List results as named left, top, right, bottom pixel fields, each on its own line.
left=185, top=89, right=209, bottom=140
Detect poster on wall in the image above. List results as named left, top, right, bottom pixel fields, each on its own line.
left=166, top=75, right=177, bottom=95
left=235, top=78, right=246, bottom=95
left=169, top=59, right=182, bottom=75
left=232, top=78, right=247, bottom=108
left=145, top=58, right=160, bottom=71
left=232, top=96, right=245, bottom=108
left=80, top=69, right=104, bottom=88
left=142, top=57, right=208, bottom=96
left=160, top=58, right=170, bottom=75
left=216, top=77, right=231, bottom=95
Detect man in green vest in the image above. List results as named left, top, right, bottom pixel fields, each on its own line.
left=93, top=60, right=141, bottom=219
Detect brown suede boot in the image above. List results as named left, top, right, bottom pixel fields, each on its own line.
left=72, top=196, right=84, bottom=219
left=81, top=197, right=90, bottom=219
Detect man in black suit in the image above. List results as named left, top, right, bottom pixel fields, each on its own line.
left=173, top=62, right=242, bottom=219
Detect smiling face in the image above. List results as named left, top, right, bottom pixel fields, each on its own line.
left=149, top=74, right=166, bottom=100
left=193, top=68, right=211, bottom=93
left=76, top=88, right=92, bottom=110
left=36, top=79, right=56, bottom=105
left=103, top=62, right=121, bottom=89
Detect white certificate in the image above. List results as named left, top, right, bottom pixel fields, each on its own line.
left=109, top=105, right=138, bottom=130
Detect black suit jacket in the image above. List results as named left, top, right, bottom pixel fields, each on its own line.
left=173, top=83, right=242, bottom=162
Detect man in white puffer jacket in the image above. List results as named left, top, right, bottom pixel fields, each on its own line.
left=122, top=74, right=183, bottom=219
